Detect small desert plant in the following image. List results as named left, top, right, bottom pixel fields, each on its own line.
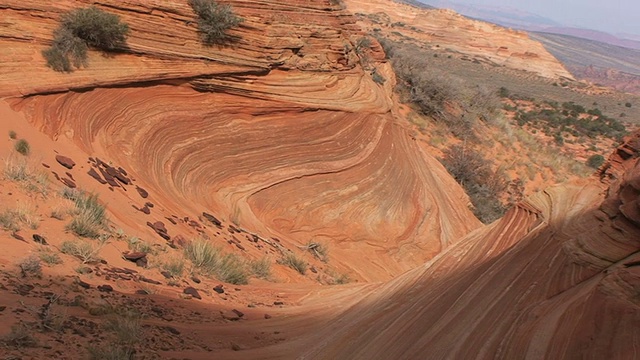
left=61, top=240, right=100, bottom=263
left=1, top=322, right=38, bottom=348
left=3, top=157, right=30, bottom=181
left=586, top=154, right=605, bottom=169
left=43, top=6, right=129, bottom=72
left=188, top=0, right=243, bottom=45
left=19, top=256, right=43, bottom=277
left=14, top=139, right=30, bottom=155
left=38, top=247, right=63, bottom=265
left=184, top=239, right=248, bottom=284
left=303, top=241, right=328, bottom=262
left=280, top=253, right=307, bottom=275
left=184, top=238, right=218, bottom=270
left=216, top=253, right=248, bottom=285
left=127, top=236, right=154, bottom=254
left=161, top=258, right=185, bottom=278
left=67, top=192, right=106, bottom=238
left=60, top=186, right=82, bottom=200
left=50, top=201, right=74, bottom=220
left=249, top=257, right=272, bottom=279
left=0, top=210, right=19, bottom=232
left=105, top=311, right=141, bottom=345
left=8, top=130, right=17, bottom=139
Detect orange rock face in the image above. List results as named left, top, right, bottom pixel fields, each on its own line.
left=345, top=0, right=575, bottom=80
left=1, top=0, right=480, bottom=281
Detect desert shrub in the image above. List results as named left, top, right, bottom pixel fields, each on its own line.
left=0, top=205, right=41, bottom=231
left=440, top=144, right=507, bottom=223
left=61, top=240, right=99, bottom=263
left=304, top=241, right=328, bottom=262
left=105, top=312, right=141, bottom=345
left=280, top=253, right=307, bottom=275
left=249, top=257, right=271, bottom=279
left=161, top=258, right=185, bottom=278
left=8, top=130, right=17, bottom=139
left=14, top=139, right=30, bottom=156
left=19, top=256, right=42, bottom=277
left=188, top=0, right=243, bottom=45
left=372, top=69, right=386, bottom=85
left=625, top=102, right=632, bottom=108
left=67, top=192, right=106, bottom=238
left=38, top=247, right=63, bottom=265
left=126, top=236, right=154, bottom=254
left=88, top=346, right=135, bottom=360
left=43, top=6, right=129, bottom=72
left=184, top=239, right=248, bottom=284
left=586, top=154, right=605, bottom=169
left=1, top=322, right=38, bottom=348
left=184, top=239, right=218, bottom=270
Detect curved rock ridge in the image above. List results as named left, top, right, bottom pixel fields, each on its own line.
left=288, top=135, right=640, bottom=359
left=0, top=0, right=362, bottom=97
left=344, top=0, right=575, bottom=80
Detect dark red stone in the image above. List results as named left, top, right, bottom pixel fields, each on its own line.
left=55, top=155, right=76, bottom=169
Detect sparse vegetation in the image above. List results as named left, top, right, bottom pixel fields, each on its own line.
left=43, top=6, right=129, bottom=72
left=126, top=236, right=154, bottom=254
left=0, top=204, right=41, bottom=232
left=38, top=247, right=63, bottom=265
left=440, top=143, right=507, bottom=223
left=586, top=154, right=606, bottom=169
left=8, top=130, right=17, bottom=139
left=66, top=192, right=106, bottom=238
left=280, top=253, right=307, bottom=275
left=14, top=139, right=30, bottom=156
left=1, top=322, right=38, bottom=348
left=161, top=258, right=185, bottom=278
left=188, top=0, right=243, bottom=45
left=3, top=157, right=50, bottom=197
left=303, top=241, right=329, bottom=262
left=18, top=256, right=43, bottom=278
left=184, top=239, right=249, bottom=284
left=249, top=257, right=272, bottom=279
left=61, top=240, right=100, bottom=263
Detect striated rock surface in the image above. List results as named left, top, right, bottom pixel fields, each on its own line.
left=1, top=0, right=480, bottom=280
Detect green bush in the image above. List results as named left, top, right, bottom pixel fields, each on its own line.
left=14, top=139, right=30, bottom=156
left=43, top=6, right=129, bottom=72
left=188, top=0, right=243, bottom=45
left=8, top=130, right=17, bottom=139
left=586, top=154, right=605, bottom=169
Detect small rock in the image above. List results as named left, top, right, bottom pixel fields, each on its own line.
left=61, top=177, right=77, bottom=188
left=55, top=155, right=76, bottom=169
left=183, top=287, right=201, bottom=299
left=135, top=257, right=148, bottom=268
left=77, top=280, right=91, bottom=289
left=160, top=271, right=172, bottom=279
left=310, top=266, right=318, bottom=274
left=145, top=202, right=154, bottom=208
left=264, top=314, right=272, bottom=319
left=65, top=172, right=75, bottom=180
left=32, top=234, right=48, bottom=245
left=11, top=233, right=26, bottom=242
left=0, top=306, right=7, bottom=312
left=232, top=309, right=244, bottom=318
left=191, top=276, right=201, bottom=284
left=231, top=342, right=242, bottom=351
left=139, top=276, right=162, bottom=285
left=202, top=212, right=222, bottom=228
left=76, top=267, right=93, bottom=274
left=135, top=289, right=149, bottom=295
left=97, top=285, right=113, bottom=292
left=42, top=163, right=50, bottom=168
left=87, top=168, right=107, bottom=184
left=140, top=205, right=150, bottom=215
left=136, top=186, right=149, bottom=199
left=213, top=285, right=225, bottom=294
left=164, top=326, right=180, bottom=335
left=123, top=252, right=147, bottom=262
left=273, top=301, right=284, bottom=306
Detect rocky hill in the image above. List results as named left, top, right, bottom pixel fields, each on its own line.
left=0, top=0, right=638, bottom=359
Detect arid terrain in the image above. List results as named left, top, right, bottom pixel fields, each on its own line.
left=0, top=0, right=639, bottom=359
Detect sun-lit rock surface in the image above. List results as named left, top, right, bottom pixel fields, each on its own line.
left=344, top=0, right=574, bottom=80
left=1, top=0, right=480, bottom=281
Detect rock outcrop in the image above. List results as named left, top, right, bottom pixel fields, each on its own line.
left=1, top=0, right=480, bottom=281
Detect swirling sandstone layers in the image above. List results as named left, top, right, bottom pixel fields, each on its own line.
left=2, top=0, right=480, bottom=280
left=293, top=134, right=640, bottom=359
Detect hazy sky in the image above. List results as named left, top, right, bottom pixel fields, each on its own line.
left=425, top=0, right=640, bottom=36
